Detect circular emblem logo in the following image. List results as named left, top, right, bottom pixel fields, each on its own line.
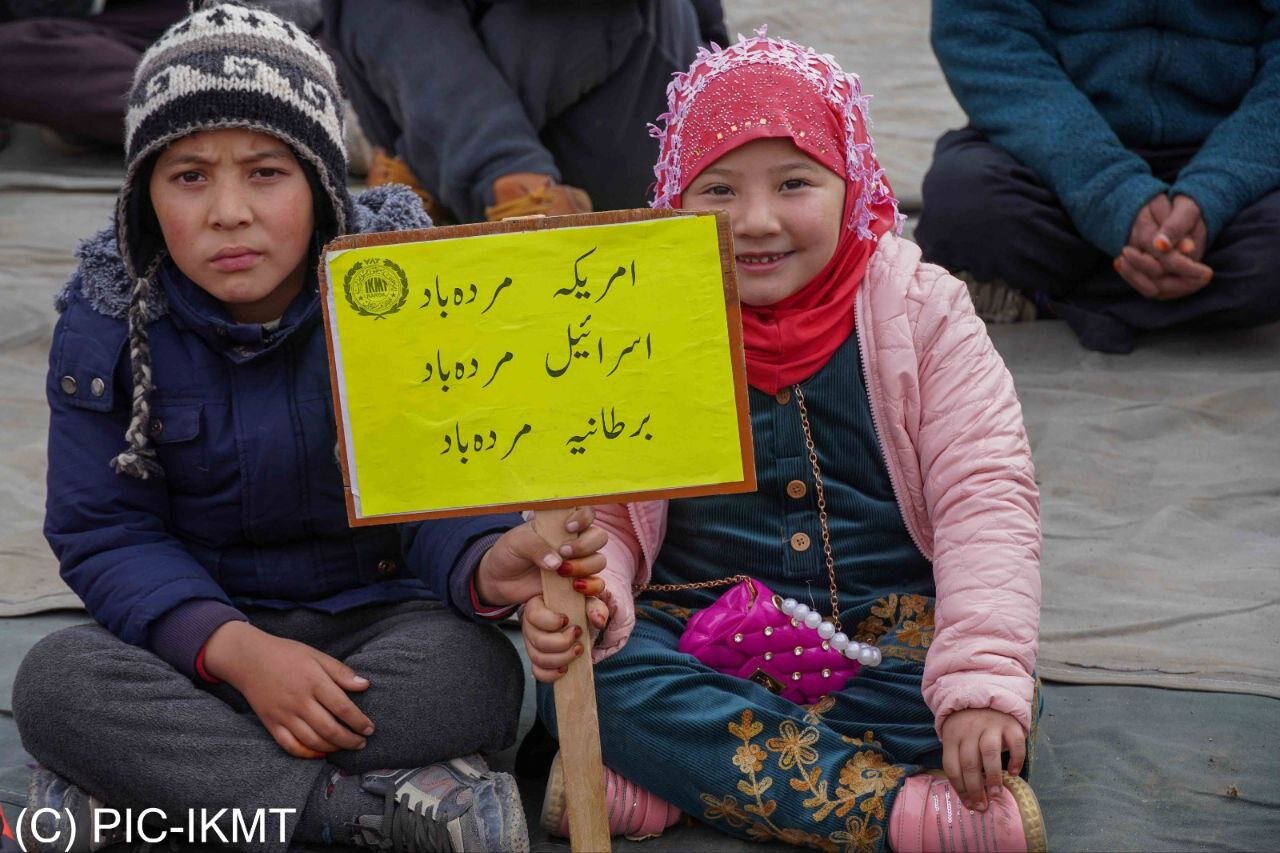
left=343, top=258, right=408, bottom=319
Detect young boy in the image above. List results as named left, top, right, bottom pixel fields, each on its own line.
left=12, top=5, right=606, bottom=851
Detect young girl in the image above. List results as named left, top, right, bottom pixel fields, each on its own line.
left=523, top=31, right=1045, bottom=851
left=13, top=5, right=606, bottom=852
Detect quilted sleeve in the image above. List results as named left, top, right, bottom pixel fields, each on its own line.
left=589, top=503, right=645, bottom=662
left=911, top=270, right=1042, bottom=738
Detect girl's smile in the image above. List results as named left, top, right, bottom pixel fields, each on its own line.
left=682, top=138, right=846, bottom=306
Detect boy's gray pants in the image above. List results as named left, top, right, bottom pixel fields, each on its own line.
left=12, top=600, right=523, bottom=853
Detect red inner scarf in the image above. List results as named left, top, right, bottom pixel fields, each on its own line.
left=734, top=185, right=890, bottom=394
left=661, top=52, right=897, bottom=393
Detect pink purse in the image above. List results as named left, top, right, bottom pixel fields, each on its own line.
left=677, top=577, right=878, bottom=704
left=645, top=385, right=883, bottom=706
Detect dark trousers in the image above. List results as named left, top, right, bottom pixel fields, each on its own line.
left=323, top=0, right=700, bottom=221
left=916, top=127, right=1280, bottom=353
left=12, top=601, right=523, bottom=853
left=0, top=0, right=184, bottom=145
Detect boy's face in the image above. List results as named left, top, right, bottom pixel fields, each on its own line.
left=149, top=128, right=315, bottom=324
left=682, top=138, right=845, bottom=306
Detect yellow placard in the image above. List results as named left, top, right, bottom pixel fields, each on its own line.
left=320, top=209, right=754, bottom=523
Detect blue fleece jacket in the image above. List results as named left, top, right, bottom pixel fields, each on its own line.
left=931, top=0, right=1280, bottom=256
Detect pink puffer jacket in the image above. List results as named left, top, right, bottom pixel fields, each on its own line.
left=589, top=234, right=1042, bottom=738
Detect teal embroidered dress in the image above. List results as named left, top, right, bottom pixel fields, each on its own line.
left=539, top=335, right=946, bottom=850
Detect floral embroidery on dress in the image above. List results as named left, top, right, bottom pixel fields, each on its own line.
left=701, top=709, right=905, bottom=851
left=854, top=593, right=934, bottom=662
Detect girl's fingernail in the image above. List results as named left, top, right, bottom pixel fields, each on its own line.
left=574, top=644, right=584, bottom=656
left=573, top=626, right=583, bottom=639
left=556, top=564, right=573, bottom=577
left=559, top=544, right=574, bottom=556
left=1179, top=238, right=1195, bottom=252
left=572, top=579, right=588, bottom=592
left=352, top=676, right=369, bottom=686
left=1112, top=257, right=1123, bottom=271
left=364, top=726, right=375, bottom=736
left=1154, top=236, right=1171, bottom=251
left=357, top=740, right=367, bottom=750
left=558, top=666, right=568, bottom=674
left=560, top=615, right=570, bottom=629
left=542, top=554, right=561, bottom=569
left=566, top=520, right=580, bottom=533
left=990, top=785, right=1002, bottom=795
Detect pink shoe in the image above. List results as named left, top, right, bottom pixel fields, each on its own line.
left=888, top=771, right=1046, bottom=852
left=540, top=752, right=682, bottom=841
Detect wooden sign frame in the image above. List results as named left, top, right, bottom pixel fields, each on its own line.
left=318, top=208, right=756, bottom=526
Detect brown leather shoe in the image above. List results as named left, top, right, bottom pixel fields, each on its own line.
left=484, top=172, right=592, bottom=221
left=366, top=147, right=451, bottom=223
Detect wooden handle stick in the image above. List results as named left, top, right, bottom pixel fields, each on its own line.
left=531, top=508, right=611, bottom=853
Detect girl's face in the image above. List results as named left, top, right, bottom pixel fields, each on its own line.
left=149, top=127, right=315, bottom=324
left=682, top=138, right=845, bottom=306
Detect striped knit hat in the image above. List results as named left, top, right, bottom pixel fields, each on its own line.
left=111, top=0, right=350, bottom=478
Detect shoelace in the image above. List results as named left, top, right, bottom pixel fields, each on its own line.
left=385, top=794, right=451, bottom=853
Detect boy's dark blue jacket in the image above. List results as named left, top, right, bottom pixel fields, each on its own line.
left=44, top=186, right=520, bottom=677
left=931, top=0, right=1280, bottom=256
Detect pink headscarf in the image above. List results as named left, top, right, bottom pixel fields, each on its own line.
left=650, top=29, right=901, bottom=393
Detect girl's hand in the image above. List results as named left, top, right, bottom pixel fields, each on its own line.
left=939, top=708, right=1026, bottom=812
left=521, top=593, right=609, bottom=683
left=203, top=621, right=374, bottom=760
left=474, top=506, right=608, bottom=607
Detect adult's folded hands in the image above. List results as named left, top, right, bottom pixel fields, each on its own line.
left=1115, top=194, right=1213, bottom=301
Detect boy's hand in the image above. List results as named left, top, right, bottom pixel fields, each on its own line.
left=474, top=506, right=607, bottom=607
left=940, top=708, right=1026, bottom=812
left=203, top=621, right=374, bottom=760
left=521, top=593, right=610, bottom=682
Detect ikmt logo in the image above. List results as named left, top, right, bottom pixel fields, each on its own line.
left=343, top=257, right=409, bottom=319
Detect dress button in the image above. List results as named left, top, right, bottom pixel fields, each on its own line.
left=786, top=479, right=807, bottom=499
left=149, top=418, right=163, bottom=436
left=790, top=532, right=811, bottom=552
left=775, top=388, right=791, bottom=405
left=60, top=376, right=77, bottom=395
left=90, top=377, right=106, bottom=398
left=377, top=558, right=398, bottom=577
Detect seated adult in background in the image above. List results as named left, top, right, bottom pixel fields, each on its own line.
left=915, top=1, right=1280, bottom=353
left=0, top=0, right=184, bottom=153
left=322, top=0, right=722, bottom=223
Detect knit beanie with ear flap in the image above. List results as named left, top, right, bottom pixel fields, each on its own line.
left=111, top=0, right=351, bottom=478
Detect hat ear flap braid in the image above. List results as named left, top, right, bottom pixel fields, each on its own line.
left=111, top=257, right=166, bottom=480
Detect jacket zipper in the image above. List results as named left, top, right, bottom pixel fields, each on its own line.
left=855, top=265, right=932, bottom=561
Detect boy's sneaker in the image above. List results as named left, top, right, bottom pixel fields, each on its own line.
left=20, top=767, right=123, bottom=852
left=352, top=755, right=528, bottom=852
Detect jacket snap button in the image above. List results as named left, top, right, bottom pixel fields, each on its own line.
left=786, top=479, right=807, bottom=499
left=775, top=388, right=791, bottom=405
left=90, top=377, right=106, bottom=398
left=60, top=376, right=77, bottom=395
left=377, top=558, right=398, bottom=577
left=790, top=532, right=811, bottom=552
left=150, top=418, right=163, bottom=436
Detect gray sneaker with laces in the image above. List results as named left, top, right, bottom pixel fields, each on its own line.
left=352, top=755, right=528, bottom=852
